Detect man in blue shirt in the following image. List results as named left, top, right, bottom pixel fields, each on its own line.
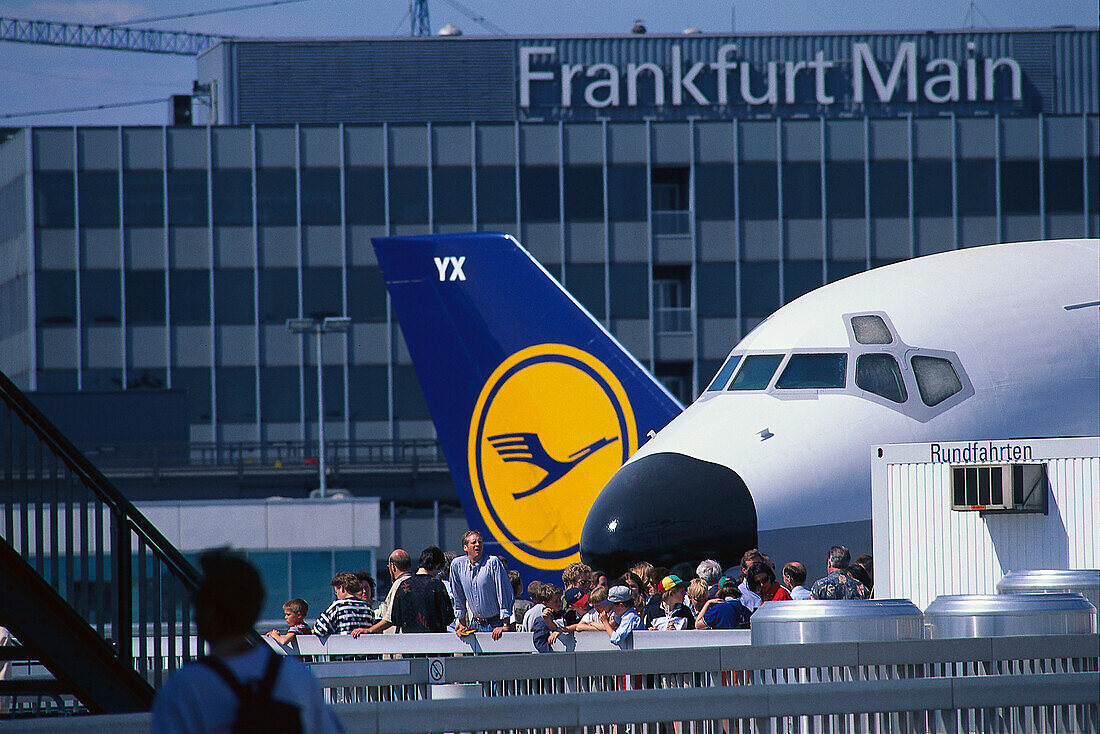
left=449, top=530, right=514, bottom=640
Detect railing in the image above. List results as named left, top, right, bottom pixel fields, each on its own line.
left=286, top=632, right=1100, bottom=732
left=651, top=209, right=692, bottom=236
left=0, top=369, right=201, bottom=713
left=655, top=306, right=693, bottom=334
left=77, top=438, right=446, bottom=472
left=5, top=632, right=1095, bottom=732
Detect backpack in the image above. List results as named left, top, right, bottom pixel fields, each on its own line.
left=202, top=650, right=303, bottom=734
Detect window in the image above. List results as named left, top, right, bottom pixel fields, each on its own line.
left=125, top=271, right=166, bottom=325
left=81, top=270, right=121, bottom=323
left=123, top=170, right=164, bottom=226
left=695, top=163, right=734, bottom=220
left=36, top=271, right=76, bottom=325
left=1043, top=159, right=1084, bottom=214
left=34, top=171, right=75, bottom=227
left=169, top=270, right=209, bottom=324
left=390, top=167, right=429, bottom=224
left=956, top=160, right=996, bottom=216
left=344, top=167, right=385, bottom=225
left=519, top=165, right=559, bottom=222
left=855, top=353, right=907, bottom=403
left=738, top=162, right=778, bottom=220
left=867, top=160, right=907, bottom=218
left=475, top=166, right=515, bottom=223
left=167, top=170, right=208, bottom=226
left=214, top=269, right=254, bottom=324
left=654, top=265, right=691, bottom=334
left=728, top=354, right=783, bottom=391
left=1000, top=160, right=1040, bottom=215
left=300, top=168, right=340, bottom=225
left=913, top=160, right=951, bottom=217
left=256, top=168, right=297, bottom=225
left=78, top=171, right=120, bottom=227
left=776, top=353, right=847, bottom=389
left=433, top=166, right=473, bottom=224
left=827, top=161, right=866, bottom=219
left=911, top=355, right=962, bottom=406
left=260, top=366, right=299, bottom=422
left=706, top=354, right=741, bottom=391
left=212, top=169, right=252, bottom=225
left=781, top=161, right=821, bottom=219
left=563, top=165, right=603, bottom=221
left=607, top=165, right=646, bottom=220
left=651, top=167, right=689, bottom=211
left=258, top=268, right=298, bottom=323
left=850, top=315, right=892, bottom=344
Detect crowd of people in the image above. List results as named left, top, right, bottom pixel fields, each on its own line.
left=258, top=531, right=874, bottom=651
left=150, top=539, right=875, bottom=732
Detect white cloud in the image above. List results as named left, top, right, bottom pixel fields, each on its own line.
left=26, top=1, right=152, bottom=25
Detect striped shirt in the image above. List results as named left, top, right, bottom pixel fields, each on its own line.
left=312, top=598, right=375, bottom=635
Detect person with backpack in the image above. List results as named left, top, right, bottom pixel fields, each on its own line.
left=151, top=548, right=342, bottom=734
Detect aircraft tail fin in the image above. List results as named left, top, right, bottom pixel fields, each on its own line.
left=372, top=232, right=682, bottom=582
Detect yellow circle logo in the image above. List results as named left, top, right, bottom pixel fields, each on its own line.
left=467, top=344, right=637, bottom=569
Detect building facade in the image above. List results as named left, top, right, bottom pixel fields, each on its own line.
left=1, top=29, right=1097, bottom=450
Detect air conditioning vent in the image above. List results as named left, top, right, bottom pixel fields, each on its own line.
left=950, top=463, right=1047, bottom=513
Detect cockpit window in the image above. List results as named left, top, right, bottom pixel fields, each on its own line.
left=851, top=315, right=893, bottom=344
left=855, top=353, right=908, bottom=403
left=776, top=354, right=847, bottom=389
left=727, top=354, right=783, bottom=391
left=911, top=355, right=963, bottom=406
left=706, top=355, right=742, bottom=391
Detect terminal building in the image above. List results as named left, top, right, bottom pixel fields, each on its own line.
left=0, top=29, right=1097, bottom=573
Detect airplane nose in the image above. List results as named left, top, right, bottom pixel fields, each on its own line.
left=580, top=452, right=757, bottom=573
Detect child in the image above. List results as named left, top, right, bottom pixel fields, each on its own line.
left=648, top=575, right=695, bottom=630
left=574, top=585, right=607, bottom=631
left=521, top=582, right=549, bottom=631
left=599, top=585, right=642, bottom=646
left=265, top=598, right=311, bottom=644
left=687, top=578, right=709, bottom=616
left=531, top=584, right=563, bottom=653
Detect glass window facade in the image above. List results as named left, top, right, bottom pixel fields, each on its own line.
left=4, top=113, right=1095, bottom=446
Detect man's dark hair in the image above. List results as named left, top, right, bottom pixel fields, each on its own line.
left=783, top=561, right=807, bottom=586
left=847, top=562, right=873, bottom=592
left=419, top=545, right=446, bottom=571
left=196, top=548, right=264, bottom=636
left=827, top=545, right=851, bottom=569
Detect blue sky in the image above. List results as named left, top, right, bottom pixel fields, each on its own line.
left=1, top=0, right=1097, bottom=126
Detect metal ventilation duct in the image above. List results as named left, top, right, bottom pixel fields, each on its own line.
left=924, top=593, right=1096, bottom=638
left=749, top=599, right=923, bottom=645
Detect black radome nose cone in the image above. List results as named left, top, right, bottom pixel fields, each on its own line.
left=580, top=452, right=757, bottom=573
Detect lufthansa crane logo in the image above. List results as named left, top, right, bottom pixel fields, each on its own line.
left=468, top=344, right=637, bottom=570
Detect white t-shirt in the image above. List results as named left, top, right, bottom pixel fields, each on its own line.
left=151, top=644, right=342, bottom=734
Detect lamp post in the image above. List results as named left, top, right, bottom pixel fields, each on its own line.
left=286, top=316, right=351, bottom=498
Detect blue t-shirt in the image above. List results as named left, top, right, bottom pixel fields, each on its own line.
left=702, top=598, right=752, bottom=629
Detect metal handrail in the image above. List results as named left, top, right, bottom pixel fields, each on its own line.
left=77, top=438, right=446, bottom=471
left=0, top=369, right=201, bottom=711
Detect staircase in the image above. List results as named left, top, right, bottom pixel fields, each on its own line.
left=0, top=369, right=200, bottom=716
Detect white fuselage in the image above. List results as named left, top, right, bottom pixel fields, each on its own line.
left=627, top=240, right=1100, bottom=538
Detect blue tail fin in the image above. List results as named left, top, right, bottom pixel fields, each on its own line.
left=372, top=232, right=683, bottom=583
